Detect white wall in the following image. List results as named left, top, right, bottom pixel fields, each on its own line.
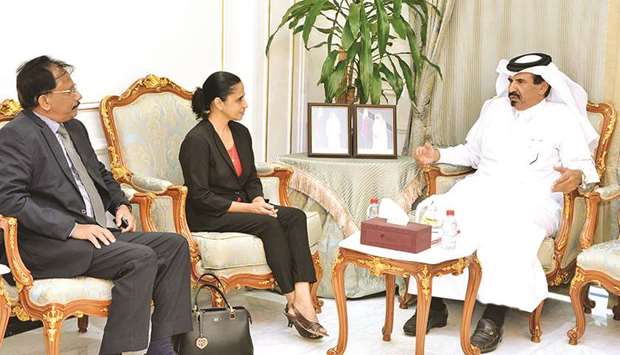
left=1, top=1, right=411, bottom=164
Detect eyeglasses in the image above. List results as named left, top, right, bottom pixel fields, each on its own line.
left=45, top=87, right=79, bottom=95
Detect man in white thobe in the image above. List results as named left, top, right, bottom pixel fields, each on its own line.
left=403, top=53, right=599, bottom=353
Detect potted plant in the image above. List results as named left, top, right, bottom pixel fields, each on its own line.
left=266, top=0, right=441, bottom=104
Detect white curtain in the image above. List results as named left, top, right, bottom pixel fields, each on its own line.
left=429, top=0, right=608, bottom=146
left=402, top=0, right=456, bottom=155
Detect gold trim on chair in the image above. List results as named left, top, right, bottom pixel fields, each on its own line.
left=0, top=99, right=22, bottom=121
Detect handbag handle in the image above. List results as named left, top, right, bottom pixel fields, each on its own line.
left=197, top=272, right=225, bottom=290
left=193, top=283, right=234, bottom=314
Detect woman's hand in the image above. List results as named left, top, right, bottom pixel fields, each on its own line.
left=249, top=200, right=278, bottom=218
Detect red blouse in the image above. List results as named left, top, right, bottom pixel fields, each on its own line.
left=228, top=145, right=243, bottom=177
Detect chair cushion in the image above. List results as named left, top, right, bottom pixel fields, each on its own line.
left=28, top=277, right=112, bottom=306
left=577, top=240, right=620, bottom=280
left=195, top=210, right=321, bottom=270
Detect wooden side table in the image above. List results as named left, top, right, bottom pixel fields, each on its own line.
left=327, top=233, right=482, bottom=355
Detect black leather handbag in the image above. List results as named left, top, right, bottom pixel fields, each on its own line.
left=174, top=274, right=253, bottom=355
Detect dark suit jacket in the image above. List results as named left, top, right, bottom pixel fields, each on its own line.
left=0, top=110, right=129, bottom=279
left=179, top=119, right=263, bottom=228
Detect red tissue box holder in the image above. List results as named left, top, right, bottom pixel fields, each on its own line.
left=360, top=217, right=431, bottom=253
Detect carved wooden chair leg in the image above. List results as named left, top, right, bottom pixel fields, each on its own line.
left=42, top=309, right=64, bottom=355
left=528, top=301, right=544, bottom=343
left=310, top=251, right=324, bottom=313
left=0, top=296, right=10, bottom=347
left=567, top=269, right=588, bottom=345
left=398, top=276, right=416, bottom=309
left=77, top=315, right=88, bottom=333
left=582, top=284, right=595, bottom=314
left=613, top=303, right=620, bottom=321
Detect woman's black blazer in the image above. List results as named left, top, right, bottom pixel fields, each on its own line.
left=179, top=119, right=263, bottom=223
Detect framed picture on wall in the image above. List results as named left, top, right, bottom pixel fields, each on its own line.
left=307, top=103, right=352, bottom=157
left=353, top=104, right=397, bottom=158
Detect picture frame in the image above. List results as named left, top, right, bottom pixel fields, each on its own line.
left=307, top=103, right=352, bottom=157
left=352, top=104, right=397, bottom=158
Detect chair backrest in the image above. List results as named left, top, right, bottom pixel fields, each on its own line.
left=100, top=75, right=196, bottom=186
left=0, top=99, right=21, bottom=128
left=586, top=102, right=617, bottom=186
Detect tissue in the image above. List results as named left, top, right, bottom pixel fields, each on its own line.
left=378, top=198, right=409, bottom=226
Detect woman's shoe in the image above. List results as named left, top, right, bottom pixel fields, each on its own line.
left=284, top=304, right=322, bottom=339
left=292, top=305, right=329, bottom=337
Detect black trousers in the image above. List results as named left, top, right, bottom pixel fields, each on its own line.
left=84, top=231, right=192, bottom=354
left=196, top=205, right=316, bottom=294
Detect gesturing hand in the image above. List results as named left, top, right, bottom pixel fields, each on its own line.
left=414, top=142, right=440, bottom=166
left=551, top=166, right=582, bottom=193
left=71, top=224, right=116, bottom=249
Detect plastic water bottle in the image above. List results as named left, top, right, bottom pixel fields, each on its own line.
left=441, top=209, right=458, bottom=250
left=421, top=204, right=443, bottom=243
left=366, top=197, right=380, bottom=219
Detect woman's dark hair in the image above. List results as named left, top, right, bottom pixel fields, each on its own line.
left=16, top=55, right=73, bottom=109
left=191, top=71, right=241, bottom=119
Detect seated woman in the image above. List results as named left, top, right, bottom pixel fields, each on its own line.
left=179, top=71, right=328, bottom=339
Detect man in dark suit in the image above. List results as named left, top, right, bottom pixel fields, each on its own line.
left=0, top=56, right=191, bottom=355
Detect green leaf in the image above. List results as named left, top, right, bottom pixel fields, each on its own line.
left=302, top=0, right=328, bottom=48
left=342, top=20, right=355, bottom=50
left=293, top=24, right=304, bottom=35
left=375, top=0, right=389, bottom=56
left=380, top=63, right=403, bottom=102
left=390, top=14, right=407, bottom=39
left=406, top=27, right=422, bottom=74
left=397, top=56, right=415, bottom=101
left=393, top=0, right=402, bottom=14
left=319, top=50, right=339, bottom=84
left=370, top=64, right=382, bottom=104
left=315, top=27, right=335, bottom=34
left=326, top=61, right=347, bottom=101
left=348, top=2, right=361, bottom=37
left=359, top=9, right=372, bottom=100
left=422, top=54, right=443, bottom=80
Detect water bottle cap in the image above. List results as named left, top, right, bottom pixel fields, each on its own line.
left=370, top=197, right=379, bottom=204
left=446, top=209, right=455, bottom=216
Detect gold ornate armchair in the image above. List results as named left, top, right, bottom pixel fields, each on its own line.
left=0, top=99, right=156, bottom=354
left=99, top=75, right=323, bottom=310
left=407, top=102, right=618, bottom=342
left=567, top=226, right=620, bottom=345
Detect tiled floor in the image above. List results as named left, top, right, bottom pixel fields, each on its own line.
left=2, top=287, right=619, bottom=355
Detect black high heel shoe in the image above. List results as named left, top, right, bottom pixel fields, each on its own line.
left=291, top=305, right=328, bottom=337
left=284, top=304, right=322, bottom=339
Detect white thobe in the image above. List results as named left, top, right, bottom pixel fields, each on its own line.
left=408, top=97, right=598, bottom=312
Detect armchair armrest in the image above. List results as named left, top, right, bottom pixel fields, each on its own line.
left=130, top=174, right=173, bottom=193
left=594, top=184, right=620, bottom=202
left=258, top=163, right=293, bottom=206
left=0, top=216, right=34, bottom=290
left=120, top=184, right=156, bottom=232
left=423, top=164, right=475, bottom=196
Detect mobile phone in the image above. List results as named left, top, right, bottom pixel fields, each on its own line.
left=120, top=217, right=129, bottom=229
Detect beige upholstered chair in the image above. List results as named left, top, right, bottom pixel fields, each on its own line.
left=567, top=233, right=620, bottom=345
left=0, top=98, right=157, bottom=355
left=407, top=102, right=618, bottom=342
left=99, top=75, right=323, bottom=310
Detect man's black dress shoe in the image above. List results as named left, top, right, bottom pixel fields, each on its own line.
left=402, top=305, right=448, bottom=336
left=471, top=318, right=503, bottom=353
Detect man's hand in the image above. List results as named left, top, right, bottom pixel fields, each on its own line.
left=249, top=197, right=278, bottom=218
left=551, top=166, right=582, bottom=193
left=71, top=224, right=116, bottom=249
left=115, top=204, right=136, bottom=232
left=414, top=142, right=440, bottom=166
